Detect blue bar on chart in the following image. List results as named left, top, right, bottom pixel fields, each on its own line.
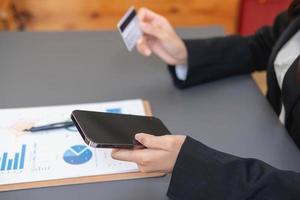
left=0, top=152, right=7, bottom=171
left=13, top=153, right=19, bottom=170
left=7, top=159, right=13, bottom=170
left=0, top=144, right=26, bottom=172
left=19, top=144, right=26, bottom=169
left=106, top=108, right=122, bottom=114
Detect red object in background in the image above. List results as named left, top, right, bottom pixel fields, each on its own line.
left=239, top=0, right=292, bottom=35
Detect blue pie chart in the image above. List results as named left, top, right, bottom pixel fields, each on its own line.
left=63, top=145, right=92, bottom=165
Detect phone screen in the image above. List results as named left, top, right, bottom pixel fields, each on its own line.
left=71, top=110, right=171, bottom=148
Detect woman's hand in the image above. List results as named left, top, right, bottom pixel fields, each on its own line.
left=136, top=8, right=188, bottom=66
left=111, top=133, right=186, bottom=173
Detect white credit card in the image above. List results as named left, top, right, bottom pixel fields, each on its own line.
left=117, top=7, right=142, bottom=51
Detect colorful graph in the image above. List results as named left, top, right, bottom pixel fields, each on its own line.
left=0, top=144, right=26, bottom=171
left=106, top=108, right=122, bottom=114
left=63, top=145, right=92, bottom=165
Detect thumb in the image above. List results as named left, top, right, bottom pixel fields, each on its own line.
left=136, top=37, right=152, bottom=56
left=135, top=133, right=169, bottom=149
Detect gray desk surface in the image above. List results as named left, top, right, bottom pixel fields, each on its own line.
left=1, top=27, right=300, bottom=200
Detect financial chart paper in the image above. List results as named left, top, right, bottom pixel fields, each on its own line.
left=0, top=99, right=146, bottom=185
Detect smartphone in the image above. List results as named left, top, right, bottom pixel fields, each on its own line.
left=71, top=110, right=171, bottom=149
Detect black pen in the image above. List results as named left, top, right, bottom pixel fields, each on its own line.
left=23, top=121, right=74, bottom=132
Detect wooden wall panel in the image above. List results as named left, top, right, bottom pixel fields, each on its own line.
left=0, top=0, right=19, bottom=30
left=14, top=0, right=241, bottom=33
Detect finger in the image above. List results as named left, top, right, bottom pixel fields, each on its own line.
left=136, top=37, right=152, bottom=56
left=135, top=133, right=171, bottom=150
left=111, top=149, right=120, bottom=154
left=138, top=164, right=166, bottom=173
left=136, top=150, right=172, bottom=173
left=147, top=38, right=179, bottom=65
left=111, top=148, right=154, bottom=165
left=111, top=149, right=140, bottom=163
left=138, top=7, right=162, bottom=23
left=138, top=164, right=155, bottom=173
left=137, top=7, right=150, bottom=22
left=140, top=22, right=166, bottom=41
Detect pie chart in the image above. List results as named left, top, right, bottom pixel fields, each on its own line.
left=63, top=145, right=92, bottom=165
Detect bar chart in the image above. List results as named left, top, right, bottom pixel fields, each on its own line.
left=0, top=144, right=26, bottom=172
left=0, top=99, right=145, bottom=187
left=105, top=108, right=122, bottom=114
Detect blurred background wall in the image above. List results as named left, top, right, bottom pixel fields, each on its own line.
left=0, top=0, right=291, bottom=34
left=0, top=0, right=293, bottom=93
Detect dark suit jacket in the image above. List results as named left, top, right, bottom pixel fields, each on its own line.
left=167, top=12, right=300, bottom=199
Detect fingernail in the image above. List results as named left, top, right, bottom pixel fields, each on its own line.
left=145, top=49, right=151, bottom=56
left=135, top=134, right=142, bottom=141
left=137, top=38, right=143, bottom=45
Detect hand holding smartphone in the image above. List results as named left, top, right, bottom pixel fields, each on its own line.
left=71, top=110, right=171, bottom=149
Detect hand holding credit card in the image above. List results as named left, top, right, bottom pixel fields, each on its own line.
left=117, top=7, right=142, bottom=51
left=117, top=7, right=188, bottom=66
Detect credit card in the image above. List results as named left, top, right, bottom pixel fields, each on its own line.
left=117, top=7, right=142, bottom=51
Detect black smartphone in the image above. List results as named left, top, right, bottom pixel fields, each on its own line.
left=71, top=110, right=171, bottom=149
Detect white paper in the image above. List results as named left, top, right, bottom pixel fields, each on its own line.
left=0, top=99, right=146, bottom=185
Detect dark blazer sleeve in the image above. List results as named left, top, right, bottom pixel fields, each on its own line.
left=169, top=12, right=289, bottom=89
left=167, top=136, right=300, bottom=200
